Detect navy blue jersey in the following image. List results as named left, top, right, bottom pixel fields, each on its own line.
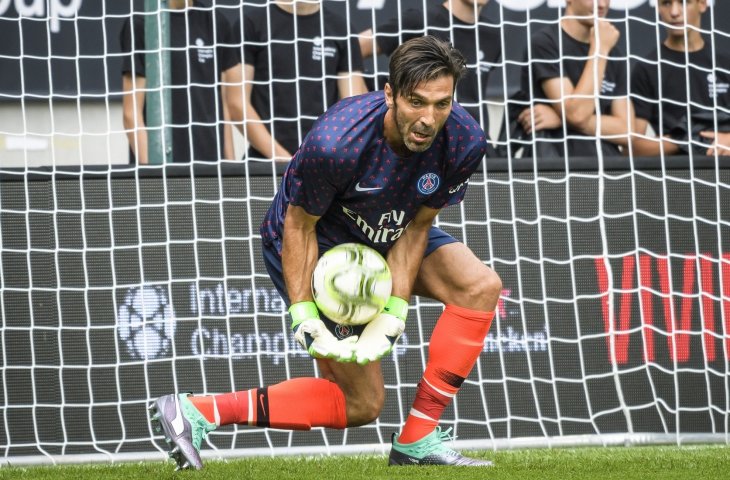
left=260, top=91, right=488, bottom=257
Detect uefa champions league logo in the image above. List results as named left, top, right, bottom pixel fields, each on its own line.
left=117, top=286, right=175, bottom=360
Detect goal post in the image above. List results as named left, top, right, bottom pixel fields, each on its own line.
left=143, top=0, right=172, bottom=164
left=1, top=0, right=730, bottom=466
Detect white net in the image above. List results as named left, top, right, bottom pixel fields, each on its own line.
left=1, top=0, right=730, bottom=466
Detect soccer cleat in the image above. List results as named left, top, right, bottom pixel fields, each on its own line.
left=148, top=393, right=216, bottom=470
left=388, top=427, right=494, bottom=467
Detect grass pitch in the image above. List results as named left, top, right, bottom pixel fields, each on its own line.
left=1, top=445, right=728, bottom=480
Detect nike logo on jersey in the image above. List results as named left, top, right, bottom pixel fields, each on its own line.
left=259, top=394, right=267, bottom=417
left=171, top=396, right=185, bottom=436
left=355, top=182, right=383, bottom=192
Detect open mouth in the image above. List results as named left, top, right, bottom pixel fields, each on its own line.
left=411, top=131, right=432, bottom=142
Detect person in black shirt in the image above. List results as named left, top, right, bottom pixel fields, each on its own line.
left=516, top=0, right=633, bottom=157
left=630, top=0, right=730, bottom=156
left=359, top=0, right=500, bottom=126
left=120, top=0, right=241, bottom=163
left=230, top=0, right=368, bottom=162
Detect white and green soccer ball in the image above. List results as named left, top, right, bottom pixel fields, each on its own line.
left=312, top=243, right=392, bottom=326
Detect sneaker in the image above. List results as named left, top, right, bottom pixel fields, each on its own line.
left=388, top=427, right=494, bottom=467
left=149, top=393, right=216, bottom=470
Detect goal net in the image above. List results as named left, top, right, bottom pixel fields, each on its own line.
left=1, top=0, right=730, bottom=466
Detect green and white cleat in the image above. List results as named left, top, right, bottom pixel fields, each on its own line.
left=388, top=427, right=494, bottom=467
left=149, top=394, right=216, bottom=470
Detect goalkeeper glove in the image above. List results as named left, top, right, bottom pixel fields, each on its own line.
left=354, top=296, right=408, bottom=365
left=290, top=301, right=356, bottom=361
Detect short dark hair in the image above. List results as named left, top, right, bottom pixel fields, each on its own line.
left=388, top=35, right=467, bottom=99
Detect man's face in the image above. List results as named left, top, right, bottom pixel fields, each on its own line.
left=384, top=76, right=454, bottom=154
left=658, top=0, right=706, bottom=37
left=567, top=0, right=610, bottom=26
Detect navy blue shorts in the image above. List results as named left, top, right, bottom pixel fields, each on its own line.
left=262, top=226, right=457, bottom=339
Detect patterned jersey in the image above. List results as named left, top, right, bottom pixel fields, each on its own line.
left=260, top=91, right=488, bottom=257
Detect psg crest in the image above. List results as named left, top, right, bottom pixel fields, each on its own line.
left=417, top=172, right=440, bottom=195
left=334, top=324, right=354, bottom=339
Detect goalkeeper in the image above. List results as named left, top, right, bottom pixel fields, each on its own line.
left=150, top=35, right=501, bottom=470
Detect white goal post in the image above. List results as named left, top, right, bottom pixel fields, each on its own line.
left=1, top=0, right=730, bottom=466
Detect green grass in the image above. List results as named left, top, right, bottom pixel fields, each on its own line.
left=1, top=445, right=728, bottom=480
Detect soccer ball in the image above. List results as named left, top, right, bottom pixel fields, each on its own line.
left=312, top=243, right=392, bottom=326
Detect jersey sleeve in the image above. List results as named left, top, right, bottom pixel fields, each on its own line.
left=630, top=60, right=657, bottom=123
left=374, top=8, right=424, bottom=56
left=610, top=46, right=628, bottom=98
left=425, top=134, right=487, bottom=210
left=215, top=11, right=240, bottom=72
left=529, top=28, right=561, bottom=87
left=239, top=10, right=261, bottom=67
left=285, top=135, right=343, bottom=217
left=339, top=23, right=364, bottom=73
left=119, top=15, right=145, bottom=77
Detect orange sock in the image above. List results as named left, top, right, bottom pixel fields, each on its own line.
left=398, top=304, right=494, bottom=444
left=188, top=395, right=218, bottom=424
left=190, top=377, right=347, bottom=430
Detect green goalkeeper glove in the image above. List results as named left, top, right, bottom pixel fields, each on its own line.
left=290, top=301, right=356, bottom=361
left=353, top=296, right=408, bottom=365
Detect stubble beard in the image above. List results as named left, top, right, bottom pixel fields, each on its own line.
left=394, top=103, right=434, bottom=154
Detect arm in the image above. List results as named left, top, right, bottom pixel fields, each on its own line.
left=358, top=28, right=380, bottom=59
left=220, top=67, right=238, bottom=160
left=282, top=204, right=321, bottom=304
left=541, top=68, right=632, bottom=143
left=337, top=71, right=368, bottom=98
left=222, top=102, right=235, bottom=160
left=580, top=96, right=634, bottom=147
left=121, top=73, right=149, bottom=165
left=386, top=205, right=439, bottom=300
left=282, top=203, right=355, bottom=359
left=223, top=63, right=244, bottom=137
left=700, top=131, right=730, bottom=156
left=242, top=64, right=292, bottom=161
left=517, top=103, right=563, bottom=135
left=560, top=19, right=620, bottom=127
left=630, top=116, right=681, bottom=156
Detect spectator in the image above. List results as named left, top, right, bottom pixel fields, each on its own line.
left=230, top=0, right=368, bottom=162
left=631, top=0, right=730, bottom=157
left=514, top=0, right=633, bottom=157
left=358, top=0, right=500, bottom=125
left=120, top=0, right=241, bottom=164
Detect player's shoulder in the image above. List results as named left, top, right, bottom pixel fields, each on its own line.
left=711, top=42, right=730, bottom=63
left=531, top=22, right=559, bottom=44
left=529, top=23, right=561, bottom=57
left=319, top=4, right=354, bottom=34
left=239, top=2, right=268, bottom=23
left=321, top=3, right=348, bottom=20
left=446, top=102, right=488, bottom=146
left=640, top=46, right=660, bottom=62
left=690, top=41, right=730, bottom=66
left=187, top=0, right=224, bottom=25
left=425, top=2, right=451, bottom=24
left=632, top=46, right=659, bottom=75
left=306, top=91, right=386, bottom=150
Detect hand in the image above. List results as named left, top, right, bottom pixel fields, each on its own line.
left=700, top=131, right=730, bottom=156
left=353, top=312, right=405, bottom=365
left=518, top=105, right=562, bottom=135
left=293, top=318, right=357, bottom=361
left=589, top=19, right=620, bottom=55
left=290, top=301, right=356, bottom=361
